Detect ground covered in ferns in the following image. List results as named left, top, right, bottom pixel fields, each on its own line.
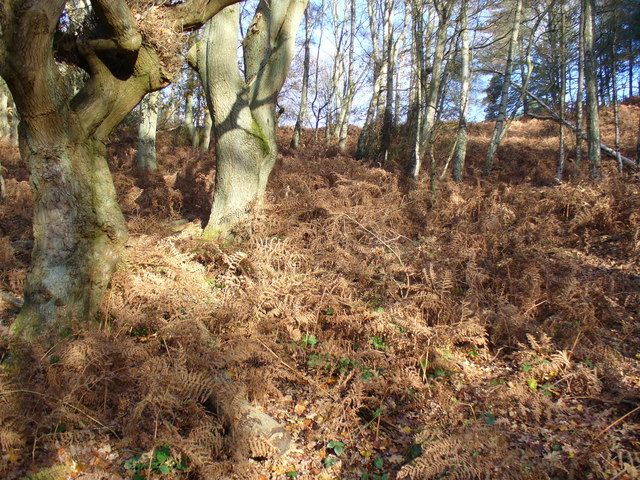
left=1, top=104, right=640, bottom=480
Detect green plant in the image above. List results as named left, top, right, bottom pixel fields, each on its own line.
left=323, top=306, right=335, bottom=316
left=123, top=444, right=188, bottom=479
left=327, top=440, right=346, bottom=456
left=370, top=336, right=387, bottom=351
left=302, top=334, right=319, bottom=347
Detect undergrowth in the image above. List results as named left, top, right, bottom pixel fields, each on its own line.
left=0, top=105, right=639, bottom=479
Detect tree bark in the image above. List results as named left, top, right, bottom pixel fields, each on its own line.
left=356, top=0, right=387, bottom=159
left=611, top=10, right=622, bottom=173
left=575, top=5, right=585, bottom=172
left=0, top=0, right=240, bottom=339
left=583, top=0, right=601, bottom=179
left=0, top=88, right=9, bottom=140
left=185, top=88, right=198, bottom=148
left=379, top=0, right=396, bottom=162
left=337, top=0, right=357, bottom=152
left=291, top=6, right=311, bottom=149
left=483, top=0, right=523, bottom=176
left=409, top=0, right=452, bottom=179
left=200, top=107, right=213, bottom=151
left=453, top=0, right=471, bottom=182
left=194, top=0, right=307, bottom=236
left=556, top=1, right=567, bottom=182
left=136, top=91, right=160, bottom=173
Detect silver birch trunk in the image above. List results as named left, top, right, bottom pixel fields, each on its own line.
left=575, top=5, right=585, bottom=171
left=583, top=0, right=601, bottom=179
left=356, top=0, right=386, bottom=159
left=337, top=0, right=357, bottom=152
left=136, top=91, right=160, bottom=172
left=291, top=6, right=311, bottom=149
left=453, top=0, right=471, bottom=182
left=0, top=89, right=9, bottom=140
left=410, top=0, right=451, bottom=179
left=380, top=0, right=395, bottom=162
left=483, top=0, right=523, bottom=176
left=611, top=12, right=622, bottom=173
left=185, top=90, right=198, bottom=148
left=556, top=2, right=567, bottom=182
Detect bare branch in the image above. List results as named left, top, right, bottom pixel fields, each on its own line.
left=167, top=0, right=244, bottom=31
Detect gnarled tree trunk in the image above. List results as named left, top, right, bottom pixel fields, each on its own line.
left=0, top=0, right=238, bottom=339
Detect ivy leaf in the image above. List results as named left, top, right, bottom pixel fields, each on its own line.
left=154, top=444, right=170, bottom=464
left=327, top=440, right=345, bottom=456
left=374, top=456, right=384, bottom=469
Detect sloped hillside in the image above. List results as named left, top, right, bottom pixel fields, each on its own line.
left=1, top=106, right=639, bottom=479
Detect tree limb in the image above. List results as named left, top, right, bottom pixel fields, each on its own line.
left=167, top=0, right=245, bottom=31
left=90, top=0, right=142, bottom=52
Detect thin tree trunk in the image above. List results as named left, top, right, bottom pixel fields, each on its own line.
left=483, top=0, right=523, bottom=175
left=380, top=0, right=395, bottom=163
left=0, top=89, right=9, bottom=140
left=611, top=11, right=622, bottom=173
left=291, top=6, right=311, bottom=149
left=338, top=0, right=357, bottom=152
left=136, top=91, right=160, bottom=173
left=410, top=0, right=451, bottom=179
left=575, top=5, right=585, bottom=172
left=356, top=0, right=385, bottom=159
left=583, top=0, right=601, bottom=179
left=453, top=0, right=471, bottom=182
left=629, top=39, right=634, bottom=98
left=200, top=107, right=213, bottom=150
left=556, top=1, right=567, bottom=182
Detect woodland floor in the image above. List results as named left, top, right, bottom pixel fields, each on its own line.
left=1, top=103, right=640, bottom=480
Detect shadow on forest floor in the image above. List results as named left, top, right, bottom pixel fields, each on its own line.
left=1, top=107, right=640, bottom=479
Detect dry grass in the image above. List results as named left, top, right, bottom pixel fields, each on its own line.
left=0, top=105, right=639, bottom=479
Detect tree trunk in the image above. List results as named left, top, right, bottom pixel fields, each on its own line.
left=291, top=7, right=311, bottom=150
left=200, top=107, right=213, bottom=151
left=453, top=0, right=470, bottom=182
left=410, top=0, right=451, bottom=179
left=583, top=0, right=601, bottom=179
left=0, top=89, right=9, bottom=140
left=195, top=0, right=306, bottom=235
left=611, top=10, right=622, bottom=173
left=185, top=91, right=197, bottom=147
left=379, top=0, right=395, bottom=163
left=483, top=0, right=523, bottom=175
left=556, top=1, right=567, bottom=182
left=575, top=5, right=585, bottom=172
left=13, top=136, right=128, bottom=339
left=629, top=39, right=634, bottom=98
left=136, top=90, right=160, bottom=173
left=356, top=0, right=385, bottom=159
left=337, top=0, right=357, bottom=153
